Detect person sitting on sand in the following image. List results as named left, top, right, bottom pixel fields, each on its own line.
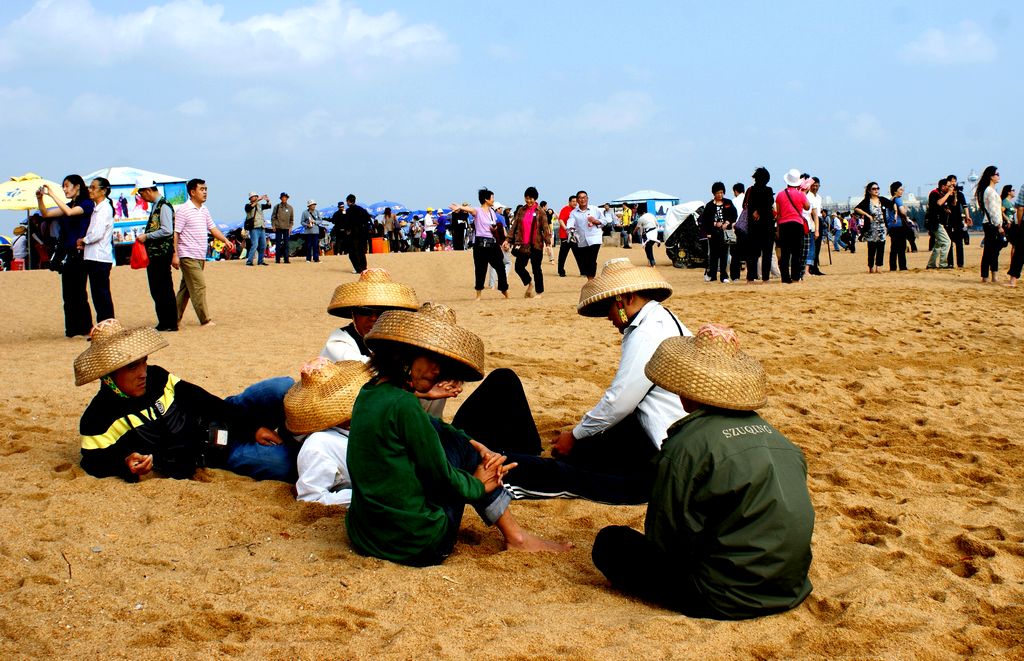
left=345, top=303, right=570, bottom=566
left=75, top=319, right=297, bottom=482
left=285, top=358, right=374, bottom=505
left=502, top=259, right=689, bottom=504
left=591, top=323, right=815, bottom=620
left=320, top=268, right=420, bottom=363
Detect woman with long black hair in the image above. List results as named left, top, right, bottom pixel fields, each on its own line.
left=854, top=181, right=893, bottom=274
left=976, top=165, right=1003, bottom=283
left=744, top=167, right=775, bottom=282
left=36, top=174, right=95, bottom=337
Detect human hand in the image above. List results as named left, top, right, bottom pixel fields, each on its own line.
left=171, top=254, right=180, bottom=270
left=137, top=234, right=146, bottom=244
left=125, top=452, right=153, bottom=476
left=551, top=430, right=575, bottom=458
left=76, top=239, right=85, bottom=250
left=254, top=427, right=282, bottom=446
left=418, top=380, right=464, bottom=400
left=469, top=440, right=517, bottom=492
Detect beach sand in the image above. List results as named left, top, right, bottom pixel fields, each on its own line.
left=1, top=242, right=1022, bottom=659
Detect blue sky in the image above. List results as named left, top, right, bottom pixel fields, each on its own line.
left=1, top=0, right=1019, bottom=234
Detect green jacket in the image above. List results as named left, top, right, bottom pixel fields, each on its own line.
left=647, top=408, right=814, bottom=619
left=345, top=381, right=484, bottom=564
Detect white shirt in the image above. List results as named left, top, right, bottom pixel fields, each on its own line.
left=82, top=199, right=114, bottom=264
left=295, top=428, right=352, bottom=506
left=573, top=301, right=691, bottom=448
left=570, top=205, right=608, bottom=247
left=321, top=326, right=370, bottom=363
left=423, top=213, right=436, bottom=231
left=733, top=193, right=745, bottom=213
left=804, top=192, right=822, bottom=233
left=637, top=212, right=659, bottom=243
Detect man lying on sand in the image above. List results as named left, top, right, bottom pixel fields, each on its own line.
left=503, top=259, right=691, bottom=504
left=75, top=319, right=296, bottom=482
left=592, top=324, right=815, bottom=620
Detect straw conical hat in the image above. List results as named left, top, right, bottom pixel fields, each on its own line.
left=577, top=258, right=672, bottom=317
left=327, top=268, right=419, bottom=318
left=73, top=319, right=169, bottom=386
left=644, top=323, right=767, bottom=411
left=364, top=302, right=484, bottom=381
left=284, top=358, right=374, bottom=434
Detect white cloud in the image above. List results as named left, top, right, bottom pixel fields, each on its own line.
left=834, top=111, right=885, bottom=142
left=575, top=92, right=655, bottom=133
left=175, top=98, right=207, bottom=116
left=900, top=21, right=996, bottom=65
left=1, top=0, right=452, bottom=75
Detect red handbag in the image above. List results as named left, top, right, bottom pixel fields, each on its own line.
left=130, top=240, right=149, bottom=269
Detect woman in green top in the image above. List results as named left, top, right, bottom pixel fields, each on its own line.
left=346, top=303, right=570, bottom=566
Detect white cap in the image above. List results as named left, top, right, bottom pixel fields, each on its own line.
left=307, top=199, right=316, bottom=206
left=134, top=177, right=158, bottom=191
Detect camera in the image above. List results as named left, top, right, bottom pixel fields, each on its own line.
left=955, top=184, right=964, bottom=193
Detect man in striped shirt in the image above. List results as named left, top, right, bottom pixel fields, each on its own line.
left=174, top=179, right=233, bottom=327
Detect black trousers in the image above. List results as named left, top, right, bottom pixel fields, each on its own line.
left=981, top=225, right=1003, bottom=278
left=645, top=240, right=657, bottom=267
left=813, top=232, right=824, bottom=269
left=84, top=260, right=114, bottom=323
left=274, top=229, right=290, bottom=262
left=706, top=236, right=727, bottom=281
left=777, top=223, right=804, bottom=283
left=147, top=251, right=177, bottom=329
left=349, top=242, right=367, bottom=273
left=513, top=248, right=544, bottom=294
left=60, top=257, right=92, bottom=337
left=502, top=412, right=657, bottom=504
left=947, top=232, right=965, bottom=267
left=867, top=241, right=885, bottom=268
left=576, top=244, right=601, bottom=278
left=1009, top=240, right=1024, bottom=279
left=746, top=228, right=774, bottom=281
left=451, top=368, right=542, bottom=456
left=557, top=239, right=577, bottom=276
left=888, top=227, right=908, bottom=271
left=592, top=526, right=712, bottom=618
left=473, top=243, right=508, bottom=291
left=729, top=233, right=745, bottom=280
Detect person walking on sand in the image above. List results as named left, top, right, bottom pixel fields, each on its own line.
left=556, top=194, right=578, bottom=277
left=636, top=203, right=660, bottom=267
left=134, top=178, right=177, bottom=331
left=569, top=190, right=609, bottom=280
left=300, top=199, right=322, bottom=263
left=508, top=186, right=551, bottom=299
left=977, top=166, right=1004, bottom=283
left=344, top=194, right=371, bottom=273
left=174, top=178, right=234, bottom=327
left=450, top=188, right=509, bottom=300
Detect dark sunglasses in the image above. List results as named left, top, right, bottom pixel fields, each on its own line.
left=352, top=306, right=386, bottom=316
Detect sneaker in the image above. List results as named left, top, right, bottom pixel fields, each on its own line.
left=722, top=278, right=731, bottom=283
left=704, top=275, right=712, bottom=282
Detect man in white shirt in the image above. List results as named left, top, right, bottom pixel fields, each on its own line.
left=569, top=191, right=610, bottom=279
left=503, top=260, right=690, bottom=504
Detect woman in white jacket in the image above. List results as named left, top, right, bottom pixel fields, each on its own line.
left=976, top=165, right=1003, bottom=283
left=77, top=177, right=116, bottom=323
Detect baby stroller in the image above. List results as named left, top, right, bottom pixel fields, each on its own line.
left=663, top=201, right=707, bottom=269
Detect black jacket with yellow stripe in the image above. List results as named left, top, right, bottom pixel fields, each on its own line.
left=79, top=365, right=252, bottom=481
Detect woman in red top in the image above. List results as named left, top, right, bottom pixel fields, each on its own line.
left=774, top=169, right=811, bottom=284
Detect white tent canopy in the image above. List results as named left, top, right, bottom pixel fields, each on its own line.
left=663, top=200, right=705, bottom=238
left=611, top=189, right=679, bottom=204
left=82, top=166, right=184, bottom=186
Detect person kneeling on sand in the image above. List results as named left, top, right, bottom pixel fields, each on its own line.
left=75, top=319, right=297, bottom=482
left=502, top=259, right=690, bottom=504
left=591, top=324, right=815, bottom=620
left=345, top=303, right=570, bottom=566
left=284, top=358, right=373, bottom=505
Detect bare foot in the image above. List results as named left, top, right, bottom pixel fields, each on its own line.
left=475, top=290, right=482, bottom=300
left=502, top=290, right=509, bottom=299
left=533, top=293, right=542, bottom=299
left=201, top=320, right=216, bottom=327
left=524, top=283, right=534, bottom=298
left=505, top=531, right=573, bottom=553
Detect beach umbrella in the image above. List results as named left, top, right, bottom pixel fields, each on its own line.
left=0, top=235, right=11, bottom=246
left=0, top=172, right=69, bottom=211
left=366, top=200, right=406, bottom=216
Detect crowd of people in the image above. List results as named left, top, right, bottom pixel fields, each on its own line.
left=72, top=261, right=815, bottom=620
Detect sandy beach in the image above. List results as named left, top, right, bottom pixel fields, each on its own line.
left=1, top=242, right=1022, bottom=659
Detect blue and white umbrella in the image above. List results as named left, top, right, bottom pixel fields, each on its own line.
left=366, top=200, right=406, bottom=216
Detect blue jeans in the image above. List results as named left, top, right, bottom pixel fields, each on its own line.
left=832, top=229, right=846, bottom=251
left=247, top=228, right=267, bottom=264
left=223, top=376, right=297, bottom=481
left=304, top=233, right=320, bottom=261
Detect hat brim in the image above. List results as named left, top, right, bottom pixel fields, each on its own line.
left=327, top=281, right=419, bottom=318
left=73, top=327, right=169, bottom=386
left=365, top=310, right=484, bottom=382
left=283, top=361, right=373, bottom=434
left=644, top=336, right=767, bottom=410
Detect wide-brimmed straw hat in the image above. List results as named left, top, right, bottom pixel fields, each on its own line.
left=73, top=319, right=169, bottom=387
left=327, top=268, right=419, bottom=318
left=365, top=302, right=484, bottom=381
left=284, top=358, right=374, bottom=434
left=577, top=258, right=673, bottom=317
left=644, top=323, right=767, bottom=411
